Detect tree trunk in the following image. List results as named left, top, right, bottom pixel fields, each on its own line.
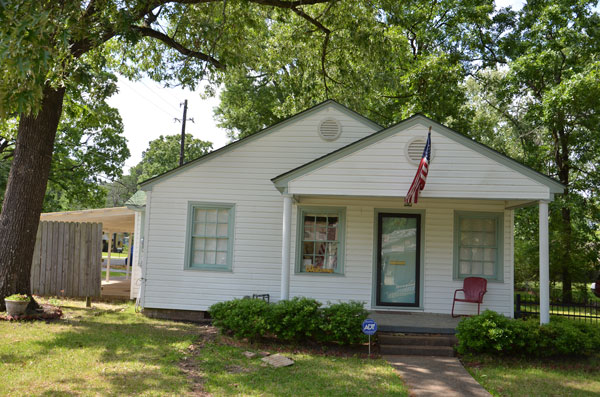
left=0, top=85, right=65, bottom=310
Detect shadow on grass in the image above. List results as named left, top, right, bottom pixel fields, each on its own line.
left=465, top=355, right=600, bottom=397
left=25, top=306, right=199, bottom=395
left=193, top=341, right=408, bottom=396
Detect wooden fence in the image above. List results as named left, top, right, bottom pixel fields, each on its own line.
left=30, top=221, right=103, bottom=298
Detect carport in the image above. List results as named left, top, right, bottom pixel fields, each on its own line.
left=40, top=207, right=135, bottom=298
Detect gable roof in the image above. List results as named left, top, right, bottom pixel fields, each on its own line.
left=271, top=114, right=565, bottom=196
left=139, top=100, right=382, bottom=191
left=125, top=190, right=146, bottom=211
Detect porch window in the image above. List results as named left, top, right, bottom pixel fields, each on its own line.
left=296, top=207, right=345, bottom=274
left=185, top=202, right=235, bottom=271
left=453, top=211, right=503, bottom=281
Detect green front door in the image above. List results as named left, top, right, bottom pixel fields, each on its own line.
left=376, top=213, right=421, bottom=307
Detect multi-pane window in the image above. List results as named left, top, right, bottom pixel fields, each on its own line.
left=454, top=212, right=503, bottom=281
left=187, top=203, right=234, bottom=271
left=297, top=207, right=345, bottom=274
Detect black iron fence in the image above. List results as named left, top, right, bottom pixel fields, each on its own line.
left=515, top=293, right=600, bottom=325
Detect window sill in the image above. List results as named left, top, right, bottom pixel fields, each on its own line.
left=454, top=276, right=504, bottom=283
left=185, top=266, right=232, bottom=272
left=294, top=271, right=345, bottom=277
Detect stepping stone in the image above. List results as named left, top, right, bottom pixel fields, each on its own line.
left=261, top=354, right=294, bottom=367
left=242, top=351, right=257, bottom=358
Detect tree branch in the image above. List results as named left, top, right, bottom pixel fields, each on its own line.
left=132, top=25, right=226, bottom=69
left=290, top=6, right=332, bottom=97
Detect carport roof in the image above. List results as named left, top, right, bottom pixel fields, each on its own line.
left=40, top=206, right=135, bottom=233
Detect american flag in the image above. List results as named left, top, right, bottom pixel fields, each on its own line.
left=404, top=128, right=431, bottom=206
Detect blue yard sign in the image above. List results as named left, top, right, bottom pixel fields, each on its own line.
left=362, top=319, right=377, bottom=335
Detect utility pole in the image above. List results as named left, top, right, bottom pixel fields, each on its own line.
left=179, top=99, right=188, bottom=166
left=175, top=100, right=194, bottom=166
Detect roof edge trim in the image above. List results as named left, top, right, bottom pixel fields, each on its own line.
left=139, top=100, right=382, bottom=191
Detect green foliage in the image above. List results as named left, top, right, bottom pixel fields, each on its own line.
left=0, top=70, right=129, bottom=212
left=209, top=298, right=368, bottom=345
left=456, top=310, right=600, bottom=357
left=268, top=297, right=321, bottom=341
left=209, top=298, right=271, bottom=340
left=103, top=133, right=212, bottom=207
left=137, top=134, right=212, bottom=182
left=319, top=301, right=369, bottom=345
left=215, top=0, right=498, bottom=139
left=471, top=0, right=600, bottom=298
left=456, top=310, right=519, bottom=354
left=4, top=294, right=29, bottom=302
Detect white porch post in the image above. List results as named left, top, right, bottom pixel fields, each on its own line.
left=281, top=195, right=293, bottom=301
left=539, top=200, right=550, bottom=324
left=105, top=232, right=113, bottom=282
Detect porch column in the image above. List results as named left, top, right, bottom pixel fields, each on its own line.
left=105, top=232, right=113, bottom=282
left=539, top=200, right=550, bottom=324
left=281, top=195, right=293, bottom=301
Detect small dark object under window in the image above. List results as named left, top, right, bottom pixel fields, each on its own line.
left=252, top=294, right=270, bottom=303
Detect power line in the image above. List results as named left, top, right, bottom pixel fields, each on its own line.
left=138, top=80, right=181, bottom=113
left=120, top=79, right=178, bottom=120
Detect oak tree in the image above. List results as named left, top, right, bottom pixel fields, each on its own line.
left=0, top=0, right=333, bottom=308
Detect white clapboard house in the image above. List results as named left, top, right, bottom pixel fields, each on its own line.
left=129, top=100, right=562, bottom=323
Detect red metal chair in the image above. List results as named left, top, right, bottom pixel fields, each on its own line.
left=452, top=277, right=487, bottom=317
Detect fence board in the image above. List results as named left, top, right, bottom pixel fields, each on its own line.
left=40, top=221, right=49, bottom=295
left=31, top=221, right=102, bottom=298
left=30, top=223, right=42, bottom=293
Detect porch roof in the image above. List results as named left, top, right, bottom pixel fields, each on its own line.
left=271, top=114, right=564, bottom=202
left=40, top=207, right=135, bottom=233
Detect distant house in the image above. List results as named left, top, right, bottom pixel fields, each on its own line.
left=132, top=101, right=562, bottom=322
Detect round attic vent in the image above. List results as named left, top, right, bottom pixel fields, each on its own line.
left=318, top=118, right=342, bottom=141
left=405, top=137, right=434, bottom=165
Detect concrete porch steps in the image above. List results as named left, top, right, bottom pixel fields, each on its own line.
left=379, top=334, right=458, bottom=357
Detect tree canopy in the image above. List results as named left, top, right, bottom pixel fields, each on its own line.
left=106, top=133, right=212, bottom=207
left=0, top=71, right=129, bottom=212
left=215, top=0, right=501, bottom=138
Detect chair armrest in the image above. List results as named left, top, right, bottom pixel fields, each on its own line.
left=453, top=288, right=465, bottom=299
left=477, top=290, right=487, bottom=302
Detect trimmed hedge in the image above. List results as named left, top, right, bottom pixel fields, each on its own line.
left=209, top=297, right=368, bottom=345
left=209, top=298, right=270, bottom=340
left=456, top=310, right=600, bottom=357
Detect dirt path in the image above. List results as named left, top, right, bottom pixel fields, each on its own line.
left=178, top=325, right=219, bottom=396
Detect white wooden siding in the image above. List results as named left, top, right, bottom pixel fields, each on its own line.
left=288, top=123, right=551, bottom=200
left=142, top=105, right=379, bottom=310
left=292, top=197, right=514, bottom=317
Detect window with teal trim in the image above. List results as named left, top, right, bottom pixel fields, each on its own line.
left=187, top=204, right=234, bottom=271
left=297, top=207, right=345, bottom=274
left=454, top=212, right=503, bottom=281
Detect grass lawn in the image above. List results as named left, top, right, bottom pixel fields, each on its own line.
left=464, top=355, right=600, bottom=396
left=101, top=270, right=127, bottom=279
left=0, top=299, right=408, bottom=396
left=193, top=339, right=407, bottom=396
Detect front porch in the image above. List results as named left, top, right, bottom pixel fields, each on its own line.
left=370, top=311, right=462, bottom=334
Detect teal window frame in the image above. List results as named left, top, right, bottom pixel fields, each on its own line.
left=295, top=206, right=346, bottom=275
left=185, top=202, right=235, bottom=271
left=453, top=211, right=504, bottom=282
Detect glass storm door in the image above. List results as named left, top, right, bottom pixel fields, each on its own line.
left=376, top=213, right=421, bottom=307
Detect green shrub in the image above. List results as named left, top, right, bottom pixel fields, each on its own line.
left=209, top=297, right=370, bottom=345
left=456, top=310, right=600, bottom=357
left=319, top=301, right=369, bottom=345
left=537, top=318, right=600, bottom=357
left=455, top=310, right=518, bottom=355
left=269, top=297, right=321, bottom=341
left=209, top=298, right=271, bottom=340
